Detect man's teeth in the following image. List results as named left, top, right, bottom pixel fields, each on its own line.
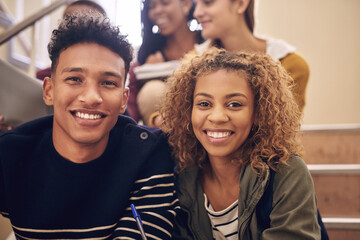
left=207, top=131, right=231, bottom=138
left=76, top=112, right=101, bottom=120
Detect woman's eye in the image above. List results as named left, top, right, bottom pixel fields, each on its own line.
left=228, top=102, right=243, bottom=108
left=197, top=101, right=210, bottom=107
left=203, top=0, right=213, bottom=5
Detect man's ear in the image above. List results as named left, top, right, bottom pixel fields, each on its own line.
left=120, top=87, right=129, bottom=114
left=237, top=0, right=250, bottom=14
left=43, top=77, right=54, bottom=106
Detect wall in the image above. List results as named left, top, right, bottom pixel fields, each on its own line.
left=255, top=0, right=360, bottom=124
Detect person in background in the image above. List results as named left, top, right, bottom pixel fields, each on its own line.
left=0, top=13, right=179, bottom=239
left=160, top=48, right=320, bottom=239
left=127, top=0, right=204, bottom=126
left=36, top=0, right=107, bottom=81
left=0, top=115, right=11, bottom=131
left=191, top=0, right=309, bottom=112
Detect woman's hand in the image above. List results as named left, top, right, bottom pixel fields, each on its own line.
left=145, top=51, right=165, bottom=64
left=0, top=114, right=13, bottom=132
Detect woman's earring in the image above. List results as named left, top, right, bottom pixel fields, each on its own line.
left=186, top=123, right=192, bottom=131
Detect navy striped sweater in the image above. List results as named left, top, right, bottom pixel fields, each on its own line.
left=0, top=115, right=179, bottom=239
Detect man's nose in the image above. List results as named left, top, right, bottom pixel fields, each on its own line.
left=78, top=82, right=103, bottom=106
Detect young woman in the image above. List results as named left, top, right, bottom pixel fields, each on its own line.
left=127, top=0, right=204, bottom=126
left=160, top=48, right=321, bottom=239
left=192, top=0, right=309, bottom=112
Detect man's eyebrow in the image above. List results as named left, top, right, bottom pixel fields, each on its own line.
left=101, top=71, right=123, bottom=79
left=60, top=68, right=122, bottom=79
left=61, top=67, right=84, bottom=74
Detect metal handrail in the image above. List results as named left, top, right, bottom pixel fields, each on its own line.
left=0, top=0, right=75, bottom=45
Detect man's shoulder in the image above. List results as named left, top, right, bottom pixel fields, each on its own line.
left=0, top=115, right=52, bottom=142
left=112, top=115, right=167, bottom=146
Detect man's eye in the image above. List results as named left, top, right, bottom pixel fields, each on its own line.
left=66, top=77, right=81, bottom=83
left=103, top=81, right=118, bottom=87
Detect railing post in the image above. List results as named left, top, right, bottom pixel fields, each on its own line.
left=27, top=23, right=36, bottom=77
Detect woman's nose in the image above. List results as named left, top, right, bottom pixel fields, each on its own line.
left=207, top=107, right=229, bottom=123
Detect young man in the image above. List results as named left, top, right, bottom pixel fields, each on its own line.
left=0, top=13, right=179, bottom=239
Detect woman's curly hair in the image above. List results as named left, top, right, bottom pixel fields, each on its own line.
left=160, top=47, right=303, bottom=177
left=48, top=12, right=133, bottom=79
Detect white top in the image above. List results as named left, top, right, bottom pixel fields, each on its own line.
left=194, top=38, right=296, bottom=61
left=204, top=194, right=239, bottom=240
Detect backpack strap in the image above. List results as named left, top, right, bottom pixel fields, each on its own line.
left=256, top=167, right=275, bottom=232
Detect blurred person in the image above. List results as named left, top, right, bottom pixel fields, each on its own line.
left=191, top=0, right=309, bottom=112
left=127, top=0, right=204, bottom=126
left=36, top=0, right=107, bottom=80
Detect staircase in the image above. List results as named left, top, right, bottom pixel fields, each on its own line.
left=301, top=124, right=360, bottom=239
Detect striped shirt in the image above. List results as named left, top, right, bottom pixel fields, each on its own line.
left=0, top=115, right=180, bottom=239
left=204, top=194, right=239, bottom=240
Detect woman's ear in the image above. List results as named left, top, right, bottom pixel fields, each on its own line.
left=181, top=0, right=193, bottom=15
left=237, top=0, right=250, bottom=14
left=43, top=77, right=54, bottom=106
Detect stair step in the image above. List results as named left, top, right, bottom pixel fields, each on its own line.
left=308, top=164, right=360, bottom=175
left=300, top=124, right=360, bottom=164
left=307, top=165, right=360, bottom=217
left=325, top=218, right=360, bottom=240
left=323, top=217, right=360, bottom=230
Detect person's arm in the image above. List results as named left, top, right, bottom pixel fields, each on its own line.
left=127, top=62, right=142, bottom=122
left=0, top=115, right=12, bottom=132
left=280, top=53, right=310, bottom=112
left=262, top=155, right=321, bottom=240
left=112, top=133, right=179, bottom=239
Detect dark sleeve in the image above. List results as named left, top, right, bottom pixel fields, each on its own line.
left=112, top=134, right=180, bottom=239
left=0, top=147, right=9, bottom=218
left=127, top=62, right=141, bottom=122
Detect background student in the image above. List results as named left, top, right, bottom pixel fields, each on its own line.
left=0, top=12, right=179, bottom=239
left=160, top=47, right=321, bottom=239
left=127, top=0, right=204, bottom=126
left=192, top=0, right=309, bottom=112
left=36, top=0, right=107, bottom=81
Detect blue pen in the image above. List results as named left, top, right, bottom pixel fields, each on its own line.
left=130, top=204, right=148, bottom=240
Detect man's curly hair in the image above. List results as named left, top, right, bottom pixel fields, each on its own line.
left=48, top=12, right=133, bottom=79
left=160, top=47, right=302, bottom=177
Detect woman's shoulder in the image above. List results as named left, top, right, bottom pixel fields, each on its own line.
left=276, top=154, right=311, bottom=181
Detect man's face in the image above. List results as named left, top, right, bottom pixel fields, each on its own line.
left=43, top=42, right=128, bottom=157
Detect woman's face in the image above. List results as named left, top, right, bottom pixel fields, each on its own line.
left=148, top=0, right=190, bottom=36
left=191, top=69, right=255, bottom=162
left=194, top=0, right=240, bottom=39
